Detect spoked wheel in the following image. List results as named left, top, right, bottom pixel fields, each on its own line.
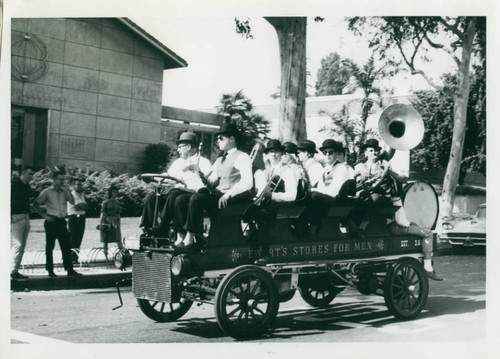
left=137, top=298, right=193, bottom=322
left=298, top=275, right=342, bottom=308
left=383, top=258, right=429, bottom=319
left=214, top=265, right=279, bottom=338
left=279, top=289, right=297, bottom=303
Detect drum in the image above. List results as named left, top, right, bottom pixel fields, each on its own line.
left=401, top=181, right=439, bottom=230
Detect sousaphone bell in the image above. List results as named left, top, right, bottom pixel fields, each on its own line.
left=378, top=104, right=424, bottom=151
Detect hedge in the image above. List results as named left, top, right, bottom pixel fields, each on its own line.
left=28, top=167, right=161, bottom=218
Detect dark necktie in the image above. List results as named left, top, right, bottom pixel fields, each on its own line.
left=221, top=152, right=228, bottom=163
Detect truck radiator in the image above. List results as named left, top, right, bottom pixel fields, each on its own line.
left=132, top=251, right=173, bottom=302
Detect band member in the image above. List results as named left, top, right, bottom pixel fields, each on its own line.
left=175, top=123, right=253, bottom=248
left=140, top=131, right=211, bottom=236
left=282, top=141, right=299, bottom=165
left=297, top=139, right=323, bottom=188
left=306, top=139, right=355, bottom=224
left=33, top=170, right=82, bottom=277
left=254, top=139, right=299, bottom=206
left=354, top=138, right=384, bottom=179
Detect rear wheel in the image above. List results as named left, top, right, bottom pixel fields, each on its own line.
left=383, top=258, right=429, bottom=319
left=137, top=298, right=193, bottom=322
left=279, top=289, right=296, bottom=303
left=298, top=274, right=342, bottom=308
left=214, top=265, right=279, bottom=338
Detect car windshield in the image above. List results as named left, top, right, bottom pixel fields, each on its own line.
left=476, top=206, right=486, bottom=219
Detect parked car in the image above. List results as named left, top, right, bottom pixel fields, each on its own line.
left=439, top=203, right=486, bottom=252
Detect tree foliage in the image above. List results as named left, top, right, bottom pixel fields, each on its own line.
left=320, top=105, right=376, bottom=165
left=315, top=52, right=353, bottom=96
left=140, top=143, right=172, bottom=173
left=217, top=90, right=270, bottom=154
left=348, top=16, right=485, bottom=217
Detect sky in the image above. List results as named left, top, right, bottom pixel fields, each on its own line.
left=132, top=16, right=454, bottom=111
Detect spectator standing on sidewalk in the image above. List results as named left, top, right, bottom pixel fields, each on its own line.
left=67, top=178, right=88, bottom=263
left=11, top=166, right=35, bottom=280
left=100, top=185, right=124, bottom=259
left=33, top=170, right=82, bottom=277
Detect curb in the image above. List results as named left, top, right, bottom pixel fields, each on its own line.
left=10, top=270, right=131, bottom=292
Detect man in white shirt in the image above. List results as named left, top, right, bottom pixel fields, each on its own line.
left=306, top=139, right=354, bottom=224
left=175, top=123, right=253, bottom=248
left=297, top=139, right=323, bottom=189
left=140, top=132, right=211, bottom=237
left=254, top=139, right=299, bottom=205
left=67, top=178, right=88, bottom=263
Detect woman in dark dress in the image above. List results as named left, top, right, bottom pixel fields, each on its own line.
left=100, top=186, right=124, bottom=258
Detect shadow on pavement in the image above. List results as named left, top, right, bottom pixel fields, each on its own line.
left=166, top=293, right=485, bottom=341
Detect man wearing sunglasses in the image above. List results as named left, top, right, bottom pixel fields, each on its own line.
left=174, top=123, right=253, bottom=248
left=305, top=139, right=355, bottom=225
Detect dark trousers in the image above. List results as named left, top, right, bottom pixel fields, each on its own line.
left=140, top=188, right=192, bottom=232
left=44, top=218, right=74, bottom=272
left=306, top=192, right=346, bottom=224
left=68, top=215, right=86, bottom=260
left=181, top=190, right=252, bottom=235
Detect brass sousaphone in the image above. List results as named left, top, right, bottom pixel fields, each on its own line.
left=378, top=104, right=439, bottom=229
left=378, top=103, right=424, bottom=151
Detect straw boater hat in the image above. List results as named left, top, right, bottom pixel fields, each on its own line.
left=297, top=139, right=318, bottom=154
left=176, top=131, right=198, bottom=145
left=263, top=139, right=285, bottom=153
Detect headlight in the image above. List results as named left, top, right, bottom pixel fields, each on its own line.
left=442, top=223, right=454, bottom=230
left=171, top=255, right=190, bottom=276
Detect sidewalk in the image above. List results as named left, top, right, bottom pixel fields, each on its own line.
left=11, top=249, right=131, bottom=292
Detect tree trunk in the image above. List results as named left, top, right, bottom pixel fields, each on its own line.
left=440, top=17, right=477, bottom=218
left=265, top=17, right=307, bottom=143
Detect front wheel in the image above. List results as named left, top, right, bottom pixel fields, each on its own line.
left=383, top=258, right=429, bottom=319
left=137, top=298, right=193, bottom=322
left=214, top=265, right=279, bottom=338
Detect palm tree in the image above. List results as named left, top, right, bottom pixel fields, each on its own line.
left=217, top=90, right=270, bottom=155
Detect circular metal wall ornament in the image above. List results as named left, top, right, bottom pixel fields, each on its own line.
left=11, top=32, right=48, bottom=82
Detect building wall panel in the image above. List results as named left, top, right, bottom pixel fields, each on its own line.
left=60, top=112, right=96, bottom=137
left=59, top=135, right=95, bottom=160
left=96, top=116, right=130, bottom=141
left=28, top=18, right=66, bottom=40
left=132, top=77, right=162, bottom=102
left=95, top=139, right=129, bottom=162
left=66, top=19, right=102, bottom=47
left=100, top=49, right=133, bottom=75
left=62, top=88, right=98, bottom=115
left=97, top=94, right=131, bottom=119
left=131, top=99, right=161, bottom=123
left=64, top=42, right=101, bottom=69
left=63, top=65, right=100, bottom=92
left=98, top=72, right=132, bottom=97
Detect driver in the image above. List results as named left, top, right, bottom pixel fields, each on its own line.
left=140, top=131, right=211, bottom=237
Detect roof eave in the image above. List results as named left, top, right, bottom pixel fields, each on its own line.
left=117, top=18, right=188, bottom=70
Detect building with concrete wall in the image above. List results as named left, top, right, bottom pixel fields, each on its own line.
left=11, top=18, right=189, bottom=174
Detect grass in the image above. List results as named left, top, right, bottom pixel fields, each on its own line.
left=16, top=217, right=143, bottom=253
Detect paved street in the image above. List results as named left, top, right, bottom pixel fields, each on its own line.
left=9, top=253, right=487, bottom=346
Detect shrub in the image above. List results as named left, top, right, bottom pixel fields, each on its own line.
left=140, top=143, right=172, bottom=173
left=28, top=166, right=158, bottom=218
